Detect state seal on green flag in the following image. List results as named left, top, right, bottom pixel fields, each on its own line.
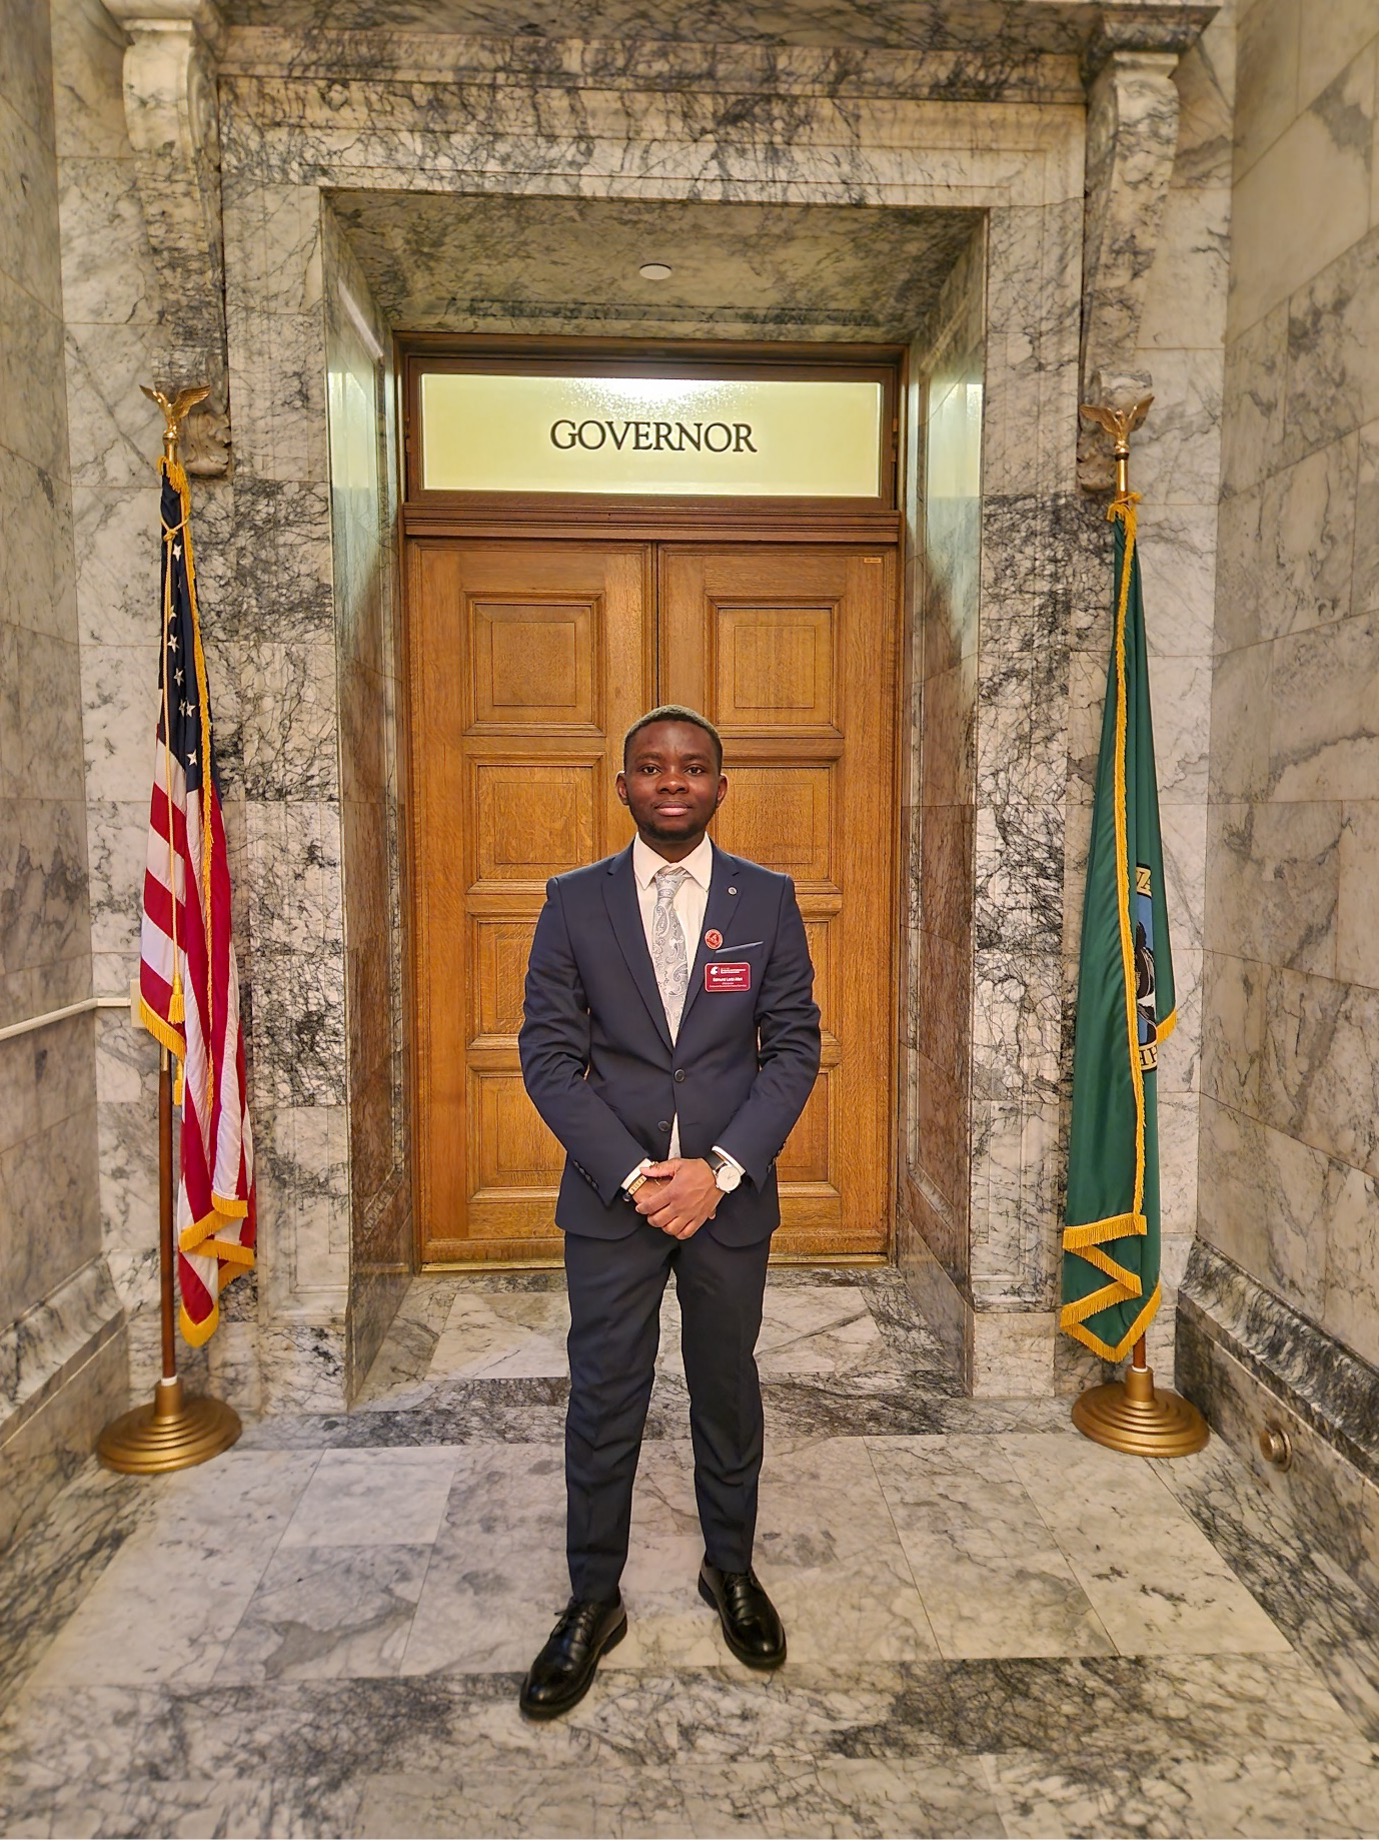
left=1062, top=494, right=1176, bottom=1362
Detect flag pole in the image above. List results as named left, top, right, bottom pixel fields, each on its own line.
left=1067, top=402, right=1208, bottom=1460
left=98, top=391, right=241, bottom=1475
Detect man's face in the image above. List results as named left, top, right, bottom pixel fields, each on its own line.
left=617, top=720, right=727, bottom=851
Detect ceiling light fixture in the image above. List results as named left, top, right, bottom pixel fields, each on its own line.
left=639, top=262, right=673, bottom=281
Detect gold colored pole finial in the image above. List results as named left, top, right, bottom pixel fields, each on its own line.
left=1079, top=394, right=1154, bottom=498
left=141, top=383, right=210, bottom=467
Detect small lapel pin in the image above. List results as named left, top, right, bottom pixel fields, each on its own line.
left=727, top=886, right=737, bottom=896
left=705, top=928, right=723, bottom=951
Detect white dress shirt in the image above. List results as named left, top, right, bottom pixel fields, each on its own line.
left=622, top=834, right=741, bottom=1191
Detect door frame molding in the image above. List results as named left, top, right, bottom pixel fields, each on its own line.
left=397, top=337, right=908, bottom=1270
left=399, top=334, right=906, bottom=527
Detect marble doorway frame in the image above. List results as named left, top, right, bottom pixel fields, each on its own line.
left=216, top=56, right=1097, bottom=1406
left=395, top=333, right=910, bottom=1270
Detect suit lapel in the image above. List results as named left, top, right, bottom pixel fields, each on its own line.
left=679, top=847, right=746, bottom=1035
left=603, top=845, right=673, bottom=1051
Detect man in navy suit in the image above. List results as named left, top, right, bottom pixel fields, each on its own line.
left=517, top=705, right=820, bottom=1718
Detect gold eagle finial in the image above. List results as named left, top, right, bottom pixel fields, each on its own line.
left=141, top=384, right=210, bottom=464
left=1079, top=394, right=1154, bottom=496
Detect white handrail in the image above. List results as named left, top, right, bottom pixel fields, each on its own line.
left=0, top=992, right=135, bottom=1044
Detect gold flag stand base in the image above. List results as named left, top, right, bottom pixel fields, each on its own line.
left=1072, top=1361, right=1209, bottom=1458
left=98, top=1376, right=241, bottom=1476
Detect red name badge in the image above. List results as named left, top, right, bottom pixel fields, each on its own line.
left=705, top=961, right=751, bottom=992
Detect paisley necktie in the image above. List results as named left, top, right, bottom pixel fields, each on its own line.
left=652, top=865, right=690, bottom=1038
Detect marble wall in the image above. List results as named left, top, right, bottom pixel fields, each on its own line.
left=899, top=16, right=1231, bottom=1397
left=209, top=21, right=1115, bottom=1401
left=19, top=1, right=1245, bottom=1419
left=322, top=210, right=413, bottom=1394
left=0, top=0, right=123, bottom=1546
left=1060, top=9, right=1235, bottom=1391
left=898, top=229, right=985, bottom=1370
left=1182, top=0, right=1378, bottom=1551
left=49, top=0, right=236, bottom=1406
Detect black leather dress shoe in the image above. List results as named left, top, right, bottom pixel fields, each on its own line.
left=518, top=1596, right=627, bottom=1720
left=698, top=1561, right=787, bottom=1669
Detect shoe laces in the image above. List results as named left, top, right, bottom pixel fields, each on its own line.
left=553, top=1597, right=614, bottom=1642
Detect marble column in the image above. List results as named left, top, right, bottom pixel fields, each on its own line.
left=0, top=0, right=124, bottom=1547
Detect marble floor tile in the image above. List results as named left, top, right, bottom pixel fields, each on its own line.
left=408, top=1273, right=908, bottom=1394
left=20, top=1536, right=278, bottom=1693
left=18, top=1451, right=323, bottom=1694
left=753, top=1284, right=893, bottom=1378
left=1004, top=1433, right=1294, bottom=1657
left=279, top=1447, right=460, bottom=1548
left=427, top=1291, right=570, bottom=1381
left=215, top=1544, right=433, bottom=1683
left=1151, top=1436, right=1378, bottom=1737
left=671, top=1754, right=1004, bottom=1839
left=610, top=1440, right=723, bottom=1669
left=859, top=1272, right=958, bottom=1374
left=3, top=1656, right=1373, bottom=1838
left=988, top=1742, right=1379, bottom=1839
left=354, top=1766, right=669, bottom=1840
left=132, top=1446, right=326, bottom=1548
left=1, top=1652, right=1376, bottom=1840
left=754, top=1435, right=941, bottom=1664
left=1, top=1263, right=1375, bottom=1841
left=619, top=1435, right=940, bottom=1668
left=237, top=1377, right=573, bottom=1449
left=396, top=1443, right=570, bottom=1676
left=867, top=1435, right=1116, bottom=1660
left=352, top=1280, right=467, bottom=1406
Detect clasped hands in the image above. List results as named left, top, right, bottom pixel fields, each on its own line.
left=633, top=1157, right=720, bottom=1239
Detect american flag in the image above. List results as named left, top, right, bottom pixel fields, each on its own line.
left=138, top=457, right=255, bottom=1345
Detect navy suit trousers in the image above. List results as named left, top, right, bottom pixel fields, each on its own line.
left=563, top=1218, right=770, bottom=1601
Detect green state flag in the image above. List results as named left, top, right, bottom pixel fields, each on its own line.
left=1062, top=497, right=1176, bottom=1362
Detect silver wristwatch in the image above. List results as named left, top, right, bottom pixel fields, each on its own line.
left=708, top=1151, right=742, bottom=1194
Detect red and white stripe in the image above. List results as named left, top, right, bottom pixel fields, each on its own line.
left=139, top=719, right=255, bottom=1345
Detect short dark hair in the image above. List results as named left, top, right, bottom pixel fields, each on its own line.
left=622, top=704, right=723, bottom=771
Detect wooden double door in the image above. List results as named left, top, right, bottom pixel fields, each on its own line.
left=407, top=537, right=897, bottom=1265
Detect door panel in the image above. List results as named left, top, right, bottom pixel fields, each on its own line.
left=409, top=540, right=653, bottom=1263
left=659, top=547, right=896, bottom=1258
left=408, top=538, right=895, bottom=1264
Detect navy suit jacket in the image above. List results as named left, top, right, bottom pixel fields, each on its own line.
left=519, top=841, right=821, bottom=1246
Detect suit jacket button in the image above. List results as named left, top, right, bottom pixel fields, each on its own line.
left=658, top=1119, right=671, bottom=1133
left=674, top=1068, right=686, bottom=1083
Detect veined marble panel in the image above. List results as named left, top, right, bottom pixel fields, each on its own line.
left=0, top=1327, right=127, bottom=1554
left=217, top=2, right=1212, bottom=56
left=1282, top=230, right=1377, bottom=466
left=331, top=192, right=980, bottom=341
left=1195, top=1095, right=1379, bottom=1354
left=1227, top=52, right=1373, bottom=342
left=0, top=1252, right=125, bottom=1554
left=0, top=95, right=63, bottom=316
left=1336, top=800, right=1378, bottom=990
left=1205, top=799, right=1341, bottom=978
left=1180, top=1239, right=1378, bottom=1476
left=1267, top=612, right=1378, bottom=804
